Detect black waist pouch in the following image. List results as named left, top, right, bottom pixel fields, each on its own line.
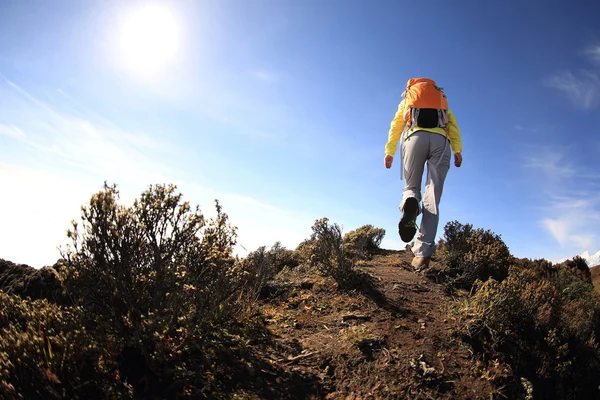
left=416, top=108, right=440, bottom=128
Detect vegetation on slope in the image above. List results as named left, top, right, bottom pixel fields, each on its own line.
left=1, top=183, right=599, bottom=399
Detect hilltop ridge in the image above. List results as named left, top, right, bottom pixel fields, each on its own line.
left=2, top=184, right=599, bottom=400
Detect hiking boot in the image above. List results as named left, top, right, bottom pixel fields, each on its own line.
left=411, top=256, right=430, bottom=272
left=398, top=197, right=419, bottom=243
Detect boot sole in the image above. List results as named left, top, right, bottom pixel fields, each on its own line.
left=398, top=197, right=418, bottom=243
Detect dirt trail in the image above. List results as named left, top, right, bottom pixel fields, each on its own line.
left=249, top=250, right=494, bottom=400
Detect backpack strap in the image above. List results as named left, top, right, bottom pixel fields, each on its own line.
left=411, top=108, right=420, bottom=130
left=437, top=109, right=450, bottom=135
left=437, top=109, right=448, bottom=129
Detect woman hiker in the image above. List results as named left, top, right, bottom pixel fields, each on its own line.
left=384, top=78, right=463, bottom=271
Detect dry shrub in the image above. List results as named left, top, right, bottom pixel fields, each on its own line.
left=55, top=183, right=253, bottom=397
left=61, top=184, right=243, bottom=336
left=0, top=292, right=132, bottom=400
left=0, top=260, right=32, bottom=293
left=305, top=218, right=359, bottom=289
left=294, top=239, right=313, bottom=264
left=457, top=260, right=600, bottom=399
left=436, top=221, right=512, bottom=289
left=560, top=255, right=592, bottom=283
left=239, top=242, right=301, bottom=299
left=343, top=224, right=385, bottom=259
left=269, top=242, right=302, bottom=271
left=0, top=260, right=68, bottom=305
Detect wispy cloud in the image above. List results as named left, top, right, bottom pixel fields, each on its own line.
left=0, top=75, right=316, bottom=266
left=0, top=75, right=179, bottom=266
left=545, top=70, right=600, bottom=110
left=177, top=181, right=313, bottom=257
left=546, top=45, right=600, bottom=109
left=523, top=147, right=576, bottom=179
left=540, top=194, right=600, bottom=250
left=0, top=76, right=172, bottom=184
left=0, top=75, right=183, bottom=261
left=586, top=45, right=600, bottom=64
left=541, top=218, right=569, bottom=246
left=0, top=124, right=25, bottom=139
left=251, top=70, right=278, bottom=83
left=513, top=123, right=556, bottom=134
left=525, top=145, right=600, bottom=255
left=224, top=194, right=283, bottom=212
left=514, top=124, right=537, bottom=133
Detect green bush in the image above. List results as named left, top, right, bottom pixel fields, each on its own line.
left=457, top=260, right=600, bottom=399
left=0, top=292, right=132, bottom=399
left=436, top=221, right=512, bottom=288
left=343, top=224, right=385, bottom=259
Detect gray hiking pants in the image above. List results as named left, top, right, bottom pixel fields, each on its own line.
left=400, top=130, right=451, bottom=258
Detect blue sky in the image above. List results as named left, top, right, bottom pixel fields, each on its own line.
left=1, top=0, right=599, bottom=267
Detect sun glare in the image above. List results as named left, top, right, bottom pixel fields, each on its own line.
left=115, top=4, right=181, bottom=80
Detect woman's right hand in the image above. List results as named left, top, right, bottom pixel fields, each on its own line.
left=454, top=152, right=463, bottom=167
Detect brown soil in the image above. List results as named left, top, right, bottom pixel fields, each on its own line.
left=591, top=264, right=600, bottom=295
left=234, top=250, right=496, bottom=400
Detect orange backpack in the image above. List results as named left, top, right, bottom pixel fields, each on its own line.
left=402, top=78, right=449, bottom=132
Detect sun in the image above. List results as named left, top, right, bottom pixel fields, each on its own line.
left=114, top=3, right=181, bottom=80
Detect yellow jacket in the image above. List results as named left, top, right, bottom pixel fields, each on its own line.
left=385, top=100, right=462, bottom=156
